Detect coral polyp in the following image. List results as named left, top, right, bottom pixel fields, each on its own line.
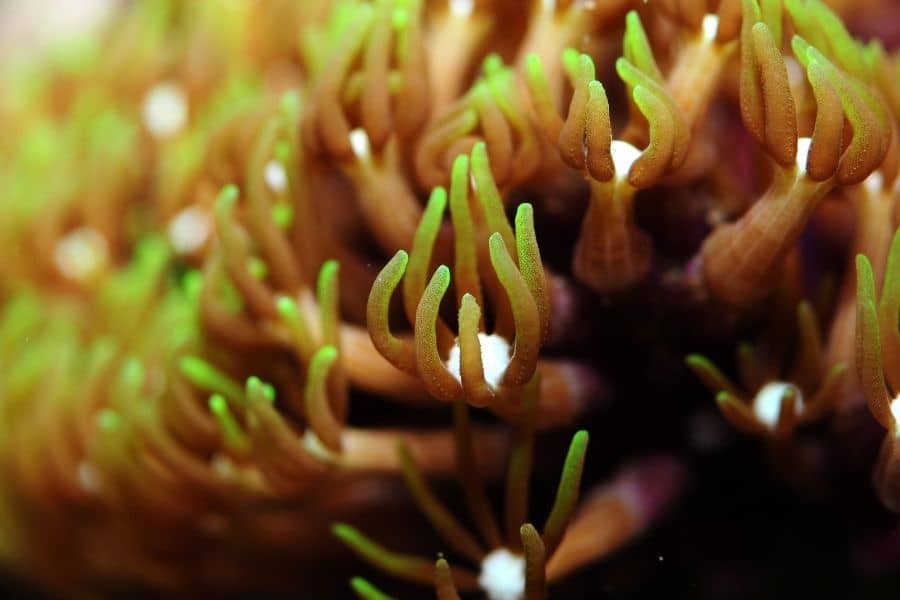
left=0, top=0, right=899, bottom=596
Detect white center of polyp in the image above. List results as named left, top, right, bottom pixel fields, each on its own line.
left=752, top=382, right=804, bottom=429
left=142, top=82, right=188, bottom=139
left=264, top=160, right=288, bottom=193
left=890, top=396, right=900, bottom=436
left=54, top=227, right=108, bottom=282
left=479, top=548, right=525, bottom=600
left=796, top=137, right=812, bottom=174
left=168, top=206, right=211, bottom=255
left=701, top=14, right=719, bottom=42
left=541, top=0, right=557, bottom=12
left=445, top=333, right=512, bottom=390
left=611, top=139, right=642, bottom=181
left=450, top=0, right=474, bottom=17
left=349, top=128, right=371, bottom=160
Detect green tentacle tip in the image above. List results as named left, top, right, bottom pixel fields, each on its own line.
left=350, top=577, right=394, bottom=600
left=179, top=355, right=243, bottom=401
left=280, top=90, right=301, bottom=117
left=97, top=409, right=123, bottom=433
left=623, top=10, right=661, bottom=81
left=272, top=203, right=293, bottom=229
left=246, top=375, right=276, bottom=403
left=482, top=53, right=504, bottom=77
left=209, top=394, right=228, bottom=415
left=685, top=354, right=712, bottom=368
left=247, top=257, right=268, bottom=280
left=276, top=295, right=301, bottom=323
left=525, top=52, right=545, bottom=80
left=515, top=203, right=536, bottom=240
left=318, top=259, right=340, bottom=293
left=569, top=429, right=589, bottom=458
left=216, top=184, right=239, bottom=211
left=119, top=357, right=146, bottom=389
left=274, top=140, right=291, bottom=164
left=715, top=390, right=735, bottom=405
left=431, top=265, right=452, bottom=290
left=332, top=522, right=375, bottom=552
left=311, top=344, right=340, bottom=372
left=209, top=393, right=247, bottom=450
left=562, top=47, right=580, bottom=76
left=182, top=269, right=203, bottom=298
left=451, top=152, right=469, bottom=186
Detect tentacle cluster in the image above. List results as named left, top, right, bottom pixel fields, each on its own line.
left=700, top=0, right=891, bottom=308
left=335, top=382, right=682, bottom=599
left=368, top=144, right=561, bottom=419
left=526, top=12, right=690, bottom=293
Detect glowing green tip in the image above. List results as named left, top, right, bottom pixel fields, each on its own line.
left=274, top=140, right=291, bottom=164
left=179, top=355, right=244, bottom=402
left=217, top=184, right=239, bottom=212
left=120, top=357, right=145, bottom=389
left=272, top=203, right=294, bottom=229
left=209, top=394, right=228, bottom=415
left=280, top=90, right=301, bottom=117
left=483, top=53, right=504, bottom=77
left=350, top=577, right=395, bottom=600
left=247, top=257, right=268, bottom=280
left=392, top=7, right=409, bottom=30
left=246, top=376, right=276, bottom=403
left=562, top=47, right=581, bottom=77
left=525, top=52, right=544, bottom=80
left=276, top=295, right=301, bottom=322
left=209, top=393, right=249, bottom=452
left=97, top=409, right=122, bottom=433
left=182, top=269, right=203, bottom=299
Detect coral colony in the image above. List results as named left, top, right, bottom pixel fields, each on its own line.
left=0, top=0, right=899, bottom=597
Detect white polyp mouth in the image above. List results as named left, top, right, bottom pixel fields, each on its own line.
left=890, top=396, right=900, bottom=434
left=701, top=14, right=719, bottom=42
left=54, top=227, right=109, bottom=282
left=450, top=0, right=475, bottom=17
left=753, top=382, right=804, bottom=429
left=349, top=128, right=372, bottom=160
left=264, top=159, right=288, bottom=193
left=611, top=139, right=642, bottom=180
left=796, top=137, right=812, bottom=174
left=142, top=82, right=188, bottom=139
left=479, top=548, right=525, bottom=600
left=541, top=0, right=557, bottom=13
left=168, top=206, right=211, bottom=255
left=77, top=461, right=100, bottom=494
left=863, top=170, right=884, bottom=197
left=445, top=333, right=512, bottom=391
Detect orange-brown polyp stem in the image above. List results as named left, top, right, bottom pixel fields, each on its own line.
left=344, top=147, right=425, bottom=253
left=573, top=179, right=651, bottom=294
left=500, top=359, right=598, bottom=429
left=338, top=426, right=508, bottom=478
left=515, top=0, right=627, bottom=110
left=545, top=458, right=684, bottom=581
left=340, top=324, right=430, bottom=403
left=426, top=4, right=492, bottom=116
left=701, top=171, right=829, bottom=308
left=666, top=17, right=737, bottom=131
